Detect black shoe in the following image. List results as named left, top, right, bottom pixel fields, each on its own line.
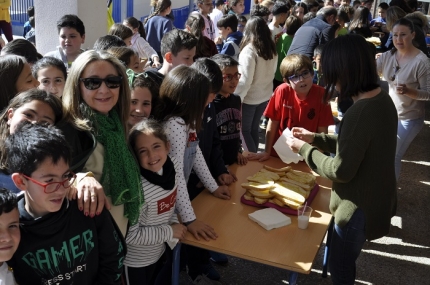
left=209, top=251, right=228, bottom=265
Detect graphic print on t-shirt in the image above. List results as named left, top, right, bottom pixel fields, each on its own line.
left=157, top=188, right=177, bottom=214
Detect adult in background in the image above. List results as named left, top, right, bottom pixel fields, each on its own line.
left=376, top=18, right=430, bottom=181
left=287, top=6, right=338, bottom=59
left=287, top=34, right=397, bottom=284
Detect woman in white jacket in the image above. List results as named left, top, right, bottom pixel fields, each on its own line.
left=235, top=16, right=277, bottom=152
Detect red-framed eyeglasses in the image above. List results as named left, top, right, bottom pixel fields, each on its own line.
left=21, top=172, right=76, bottom=194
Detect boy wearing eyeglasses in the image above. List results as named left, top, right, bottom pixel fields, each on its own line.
left=6, top=122, right=126, bottom=285
left=248, top=54, right=333, bottom=162
left=211, top=54, right=247, bottom=166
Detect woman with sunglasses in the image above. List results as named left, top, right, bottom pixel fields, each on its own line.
left=61, top=50, right=142, bottom=236
left=288, top=34, right=398, bottom=284
left=376, top=18, right=430, bottom=181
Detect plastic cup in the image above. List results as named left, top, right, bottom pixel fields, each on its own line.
left=297, top=205, right=313, bottom=229
left=396, top=78, right=404, bottom=95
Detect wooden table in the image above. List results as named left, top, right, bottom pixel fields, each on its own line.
left=182, top=157, right=333, bottom=274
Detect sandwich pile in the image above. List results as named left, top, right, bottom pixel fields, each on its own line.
left=242, top=165, right=317, bottom=210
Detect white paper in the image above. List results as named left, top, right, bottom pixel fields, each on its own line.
left=167, top=238, right=179, bottom=250
left=273, top=128, right=304, bottom=164
left=248, top=208, right=291, bottom=230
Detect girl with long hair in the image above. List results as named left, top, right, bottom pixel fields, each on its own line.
left=144, top=0, right=173, bottom=61
left=235, top=16, right=277, bottom=152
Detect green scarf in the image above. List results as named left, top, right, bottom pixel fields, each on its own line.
left=94, top=109, right=143, bottom=225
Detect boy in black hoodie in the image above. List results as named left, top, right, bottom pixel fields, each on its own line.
left=6, top=122, right=125, bottom=285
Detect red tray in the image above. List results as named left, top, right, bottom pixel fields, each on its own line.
left=240, top=184, right=320, bottom=215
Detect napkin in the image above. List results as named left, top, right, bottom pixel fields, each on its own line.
left=167, top=238, right=179, bottom=250
left=248, top=208, right=291, bottom=230
left=273, top=128, right=304, bottom=164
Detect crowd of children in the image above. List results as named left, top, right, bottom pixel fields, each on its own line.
left=0, top=0, right=428, bottom=284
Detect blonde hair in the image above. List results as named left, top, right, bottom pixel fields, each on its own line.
left=62, top=50, right=131, bottom=135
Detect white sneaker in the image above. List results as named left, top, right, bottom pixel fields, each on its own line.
left=193, top=274, right=222, bottom=285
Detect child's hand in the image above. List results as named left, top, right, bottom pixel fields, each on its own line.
left=217, top=173, right=237, bottom=186
left=212, top=185, right=231, bottom=200
left=171, top=223, right=187, bottom=240
left=186, top=220, right=218, bottom=241
left=237, top=152, right=248, bottom=165
left=291, top=127, right=315, bottom=144
left=76, top=176, right=111, bottom=217
left=247, top=152, right=271, bottom=162
left=215, top=36, right=223, bottom=45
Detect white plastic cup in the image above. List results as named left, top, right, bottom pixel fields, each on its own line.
left=297, top=205, right=313, bottom=229
left=396, top=78, right=404, bottom=95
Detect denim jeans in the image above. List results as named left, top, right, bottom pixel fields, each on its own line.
left=395, top=118, right=424, bottom=180
left=329, top=209, right=366, bottom=285
left=241, top=101, right=268, bottom=152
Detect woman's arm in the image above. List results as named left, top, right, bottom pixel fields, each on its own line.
left=410, top=58, right=430, bottom=101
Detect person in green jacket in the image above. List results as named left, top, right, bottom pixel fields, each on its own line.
left=287, top=34, right=397, bottom=285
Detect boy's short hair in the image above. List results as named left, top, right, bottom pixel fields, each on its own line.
left=285, top=15, right=302, bottom=36
left=272, top=1, right=290, bottom=15
left=217, top=14, right=238, bottom=32
left=237, top=15, right=247, bottom=23
left=352, top=0, right=361, bottom=6
left=215, top=0, right=225, bottom=6
left=359, top=0, right=373, bottom=4
left=5, top=122, right=71, bottom=176
left=56, top=14, right=85, bottom=36
left=160, top=29, right=198, bottom=57
left=280, top=54, right=314, bottom=82
left=191, top=58, right=223, bottom=94
left=93, top=35, right=126, bottom=50
left=0, top=188, right=18, bottom=215
left=378, top=2, right=389, bottom=9
left=314, top=44, right=325, bottom=56
left=211, top=54, right=239, bottom=70
left=27, top=6, right=34, bottom=17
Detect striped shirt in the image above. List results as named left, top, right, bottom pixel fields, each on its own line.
left=124, top=156, right=194, bottom=267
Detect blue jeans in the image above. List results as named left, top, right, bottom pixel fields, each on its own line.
left=329, top=209, right=366, bottom=285
left=241, top=101, right=267, bottom=152
left=395, top=118, right=424, bottom=180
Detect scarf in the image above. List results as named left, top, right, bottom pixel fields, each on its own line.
left=94, top=109, right=143, bottom=225
left=140, top=156, right=176, bottom=190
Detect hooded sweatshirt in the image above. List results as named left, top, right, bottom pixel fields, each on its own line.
left=216, top=31, right=243, bottom=61
left=8, top=196, right=126, bottom=285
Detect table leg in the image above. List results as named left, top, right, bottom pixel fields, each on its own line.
left=172, top=242, right=182, bottom=285
left=322, top=217, right=334, bottom=278
left=289, top=271, right=299, bottom=285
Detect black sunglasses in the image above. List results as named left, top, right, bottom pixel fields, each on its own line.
left=80, top=76, right=123, bottom=90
